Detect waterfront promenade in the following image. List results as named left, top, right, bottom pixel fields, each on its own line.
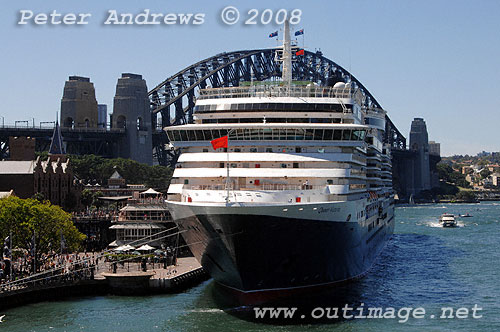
left=0, top=252, right=205, bottom=310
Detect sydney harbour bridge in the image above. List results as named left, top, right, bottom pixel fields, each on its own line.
left=148, top=48, right=406, bottom=166
left=1, top=48, right=417, bottom=196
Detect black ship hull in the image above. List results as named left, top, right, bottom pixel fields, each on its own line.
left=169, top=201, right=395, bottom=303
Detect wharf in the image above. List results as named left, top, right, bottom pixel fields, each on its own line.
left=0, top=257, right=208, bottom=310
left=100, top=257, right=208, bottom=294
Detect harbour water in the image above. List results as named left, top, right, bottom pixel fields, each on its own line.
left=2, top=202, right=499, bottom=331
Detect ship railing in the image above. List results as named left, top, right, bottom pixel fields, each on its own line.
left=198, top=85, right=358, bottom=100
left=365, top=108, right=386, bottom=119
left=188, top=184, right=322, bottom=191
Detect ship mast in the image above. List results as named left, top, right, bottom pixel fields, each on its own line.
left=281, top=19, right=292, bottom=85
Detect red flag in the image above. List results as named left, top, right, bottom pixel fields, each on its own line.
left=296, top=49, right=304, bottom=56
left=211, top=136, right=228, bottom=150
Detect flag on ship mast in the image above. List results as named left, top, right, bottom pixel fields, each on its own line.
left=269, top=31, right=278, bottom=38
left=211, top=136, right=228, bottom=150
left=295, top=29, right=304, bottom=36
left=296, top=49, right=305, bottom=56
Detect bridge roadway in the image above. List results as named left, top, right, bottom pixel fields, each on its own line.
left=0, top=125, right=128, bottom=159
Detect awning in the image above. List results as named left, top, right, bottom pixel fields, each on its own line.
left=110, top=223, right=166, bottom=230
left=141, top=188, right=161, bottom=195
left=114, top=244, right=135, bottom=252
left=137, top=244, right=156, bottom=251
left=167, top=183, right=184, bottom=194
left=108, top=240, right=126, bottom=247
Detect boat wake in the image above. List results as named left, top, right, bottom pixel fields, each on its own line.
left=187, top=308, right=225, bottom=313
left=418, top=220, right=465, bottom=228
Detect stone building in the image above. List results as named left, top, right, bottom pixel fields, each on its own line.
left=111, top=73, right=153, bottom=165
left=60, top=76, right=98, bottom=128
left=9, top=136, right=35, bottom=161
left=409, top=118, right=431, bottom=193
left=429, top=141, right=440, bottom=156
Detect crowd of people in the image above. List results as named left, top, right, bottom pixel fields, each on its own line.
left=0, top=251, right=102, bottom=292
left=72, top=209, right=119, bottom=220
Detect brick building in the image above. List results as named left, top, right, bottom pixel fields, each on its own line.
left=0, top=122, right=81, bottom=209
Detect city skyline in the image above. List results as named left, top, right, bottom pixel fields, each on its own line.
left=1, top=0, right=499, bottom=156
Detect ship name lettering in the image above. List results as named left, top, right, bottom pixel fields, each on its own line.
left=318, top=207, right=340, bottom=214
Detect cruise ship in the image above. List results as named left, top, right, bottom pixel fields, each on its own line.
left=166, top=22, right=395, bottom=303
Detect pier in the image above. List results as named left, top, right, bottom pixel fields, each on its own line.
left=0, top=256, right=207, bottom=310
left=101, top=256, right=207, bottom=295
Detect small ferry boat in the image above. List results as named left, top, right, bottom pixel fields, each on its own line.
left=439, top=213, right=457, bottom=227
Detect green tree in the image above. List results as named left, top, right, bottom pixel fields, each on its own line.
left=80, top=189, right=104, bottom=208
left=0, top=196, right=86, bottom=260
left=456, top=191, right=477, bottom=202
left=80, top=189, right=94, bottom=208
left=436, top=162, right=470, bottom=188
left=480, top=169, right=491, bottom=179
left=70, top=155, right=173, bottom=190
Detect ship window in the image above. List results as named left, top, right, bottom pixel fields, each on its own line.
left=314, top=129, right=324, bottom=140
left=324, top=129, right=333, bottom=140
left=234, top=148, right=241, bottom=152
left=219, top=163, right=225, bottom=168
left=342, top=130, right=352, bottom=140
left=230, top=163, right=237, bottom=168
left=250, top=148, right=257, bottom=152
left=263, top=129, right=273, bottom=140
left=327, top=179, right=333, bottom=185
left=305, top=129, right=314, bottom=140
left=277, top=129, right=285, bottom=140
left=251, top=129, right=260, bottom=140
left=293, top=163, right=299, bottom=168
left=203, top=149, right=208, bottom=152
left=180, top=130, right=188, bottom=141
left=184, top=179, right=189, bottom=184
left=187, top=130, right=196, bottom=141
left=203, top=130, right=213, bottom=140
left=196, top=130, right=206, bottom=140
left=281, top=163, right=287, bottom=168
left=266, top=148, right=273, bottom=152
left=333, top=130, right=342, bottom=140
left=295, top=147, right=301, bottom=153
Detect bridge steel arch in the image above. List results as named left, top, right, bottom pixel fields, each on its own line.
left=149, top=49, right=406, bottom=166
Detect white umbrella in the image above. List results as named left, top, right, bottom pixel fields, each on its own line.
left=137, top=244, right=155, bottom=251
left=113, top=246, right=126, bottom=252
left=122, top=244, right=135, bottom=251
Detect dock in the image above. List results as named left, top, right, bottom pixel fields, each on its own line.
left=0, top=257, right=208, bottom=310
left=100, top=257, right=208, bottom=295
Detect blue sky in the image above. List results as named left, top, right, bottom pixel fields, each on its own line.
left=1, top=0, right=499, bottom=156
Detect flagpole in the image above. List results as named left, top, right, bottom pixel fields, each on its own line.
left=226, top=145, right=229, bottom=203
left=225, top=129, right=233, bottom=204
